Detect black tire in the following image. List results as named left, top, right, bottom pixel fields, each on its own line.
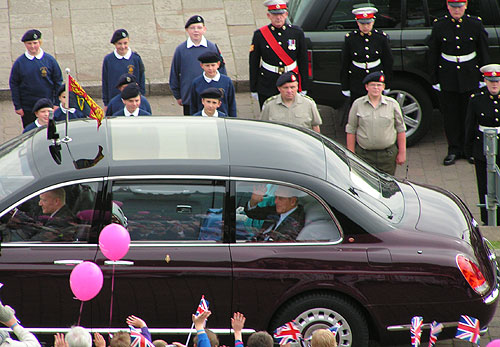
left=387, top=78, right=433, bottom=147
left=269, top=293, right=369, bottom=347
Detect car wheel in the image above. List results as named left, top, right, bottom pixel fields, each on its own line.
left=270, top=293, right=369, bottom=347
left=387, top=79, right=432, bottom=147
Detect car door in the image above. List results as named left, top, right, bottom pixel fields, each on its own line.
left=94, top=178, right=232, bottom=336
left=0, top=180, right=103, bottom=333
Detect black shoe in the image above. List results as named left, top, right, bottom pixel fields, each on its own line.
left=443, top=154, right=457, bottom=166
left=467, top=157, right=475, bottom=164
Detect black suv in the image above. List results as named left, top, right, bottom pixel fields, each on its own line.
left=288, top=0, right=500, bottom=145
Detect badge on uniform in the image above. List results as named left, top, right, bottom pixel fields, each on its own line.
left=40, top=66, right=48, bottom=78
left=127, top=65, right=134, bottom=74
left=288, top=39, right=296, bottom=50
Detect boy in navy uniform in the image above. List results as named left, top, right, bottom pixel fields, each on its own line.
left=429, top=0, right=489, bottom=165
left=53, top=84, right=86, bottom=121
left=9, top=29, right=63, bottom=129
left=112, top=84, right=151, bottom=117
left=23, top=98, right=54, bottom=133
left=341, top=4, right=393, bottom=103
left=170, top=15, right=227, bottom=115
left=249, top=0, right=308, bottom=108
left=190, top=51, right=236, bottom=117
left=106, top=73, right=152, bottom=117
left=192, top=88, right=227, bottom=117
left=465, top=64, right=500, bottom=224
left=102, top=29, right=146, bottom=109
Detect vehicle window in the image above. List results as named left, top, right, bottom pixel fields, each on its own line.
left=326, top=0, right=401, bottom=30
left=0, top=183, right=99, bottom=242
left=111, top=181, right=225, bottom=241
left=0, top=138, right=35, bottom=203
left=407, top=0, right=426, bottom=27
left=235, top=182, right=340, bottom=243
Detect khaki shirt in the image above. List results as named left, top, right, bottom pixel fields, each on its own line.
left=260, top=94, right=323, bottom=130
left=345, top=95, right=406, bottom=150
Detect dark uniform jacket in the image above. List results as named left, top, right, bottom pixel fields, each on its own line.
left=465, top=88, right=500, bottom=160
left=244, top=204, right=305, bottom=241
left=249, top=23, right=308, bottom=96
left=428, top=14, right=489, bottom=92
left=341, top=29, right=393, bottom=96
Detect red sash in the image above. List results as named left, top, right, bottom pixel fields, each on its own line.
left=259, top=25, right=302, bottom=91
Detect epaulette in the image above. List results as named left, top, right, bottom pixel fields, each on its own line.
left=301, top=94, right=315, bottom=102
left=374, top=29, right=387, bottom=37
left=263, top=95, right=278, bottom=104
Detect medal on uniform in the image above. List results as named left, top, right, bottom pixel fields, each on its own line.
left=288, top=39, right=296, bottom=50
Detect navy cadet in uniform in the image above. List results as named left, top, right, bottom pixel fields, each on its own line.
left=465, top=64, right=500, bottom=224
left=428, top=0, right=489, bottom=166
left=341, top=4, right=393, bottom=104
left=9, top=29, right=63, bottom=129
left=249, top=0, right=308, bottom=108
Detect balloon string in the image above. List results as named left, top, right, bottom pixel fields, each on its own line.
left=108, top=264, right=115, bottom=330
left=77, top=301, right=84, bottom=326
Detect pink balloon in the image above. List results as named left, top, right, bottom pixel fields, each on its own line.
left=69, top=261, right=103, bottom=301
left=487, top=340, right=500, bottom=347
left=99, top=223, right=131, bottom=261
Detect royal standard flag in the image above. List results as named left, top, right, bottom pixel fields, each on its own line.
left=68, top=75, right=104, bottom=128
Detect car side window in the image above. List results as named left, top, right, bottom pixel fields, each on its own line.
left=111, top=181, right=225, bottom=241
left=406, top=0, right=426, bottom=27
left=326, top=0, right=401, bottom=30
left=0, top=183, right=99, bottom=242
left=235, top=182, right=340, bottom=243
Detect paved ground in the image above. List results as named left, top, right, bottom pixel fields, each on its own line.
left=0, top=0, right=499, bottom=345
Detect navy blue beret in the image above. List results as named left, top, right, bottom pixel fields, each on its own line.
left=363, top=71, right=385, bottom=84
left=33, top=98, right=53, bottom=113
left=200, top=88, right=223, bottom=100
left=115, top=73, right=137, bottom=88
left=185, top=15, right=204, bottom=28
left=111, top=29, right=129, bottom=44
left=276, top=72, right=298, bottom=87
left=198, top=51, right=221, bottom=64
left=21, top=29, right=42, bottom=42
left=121, top=84, right=140, bottom=100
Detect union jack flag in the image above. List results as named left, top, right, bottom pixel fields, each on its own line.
left=195, top=295, right=210, bottom=316
left=410, top=316, right=423, bottom=347
left=274, top=321, right=302, bottom=345
left=129, top=326, right=154, bottom=347
left=328, top=322, right=341, bottom=337
left=428, top=321, right=443, bottom=347
left=455, top=315, right=480, bottom=344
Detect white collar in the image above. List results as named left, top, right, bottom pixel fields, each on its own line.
left=114, top=48, right=132, bottom=60
left=34, top=119, right=43, bottom=127
left=59, top=103, right=76, bottom=114
left=187, top=36, right=208, bottom=48
left=124, top=106, right=140, bottom=117
left=203, top=71, right=221, bottom=83
left=202, top=109, right=219, bottom=117
left=25, top=48, right=44, bottom=60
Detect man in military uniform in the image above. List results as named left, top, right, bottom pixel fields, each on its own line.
left=260, top=72, right=322, bottom=132
left=465, top=64, right=500, bottom=224
left=9, top=29, right=63, bottom=129
left=429, top=0, right=489, bottom=165
left=341, top=4, right=393, bottom=104
left=249, top=0, right=308, bottom=108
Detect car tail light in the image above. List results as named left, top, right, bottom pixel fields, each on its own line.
left=307, top=50, right=312, bottom=78
left=456, top=254, right=489, bottom=295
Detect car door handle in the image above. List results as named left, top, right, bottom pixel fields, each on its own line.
left=405, top=45, right=429, bottom=51
left=104, top=260, right=134, bottom=266
left=54, top=260, right=84, bottom=265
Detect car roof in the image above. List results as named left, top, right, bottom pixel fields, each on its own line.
left=30, top=117, right=327, bottom=181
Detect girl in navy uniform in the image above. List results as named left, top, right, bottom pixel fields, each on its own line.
left=102, top=29, right=146, bottom=109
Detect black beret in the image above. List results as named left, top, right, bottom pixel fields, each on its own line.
left=33, top=98, right=53, bottom=113
left=121, top=84, right=140, bottom=100
left=110, top=29, right=129, bottom=44
left=56, top=84, right=66, bottom=97
left=21, top=29, right=42, bottom=42
left=276, top=72, right=298, bottom=87
left=200, top=88, right=223, bottom=100
left=198, top=51, right=221, bottom=64
left=115, top=73, right=137, bottom=88
left=362, top=71, right=385, bottom=84
left=185, top=15, right=204, bottom=28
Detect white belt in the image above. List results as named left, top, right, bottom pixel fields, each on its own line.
left=441, top=51, right=477, bottom=63
left=479, top=125, right=500, bottom=133
left=352, top=59, right=381, bottom=69
left=261, top=60, right=297, bottom=74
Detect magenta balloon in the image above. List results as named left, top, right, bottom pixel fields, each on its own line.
left=487, top=340, right=500, bottom=347
left=99, top=223, right=131, bottom=261
left=69, top=261, right=103, bottom=301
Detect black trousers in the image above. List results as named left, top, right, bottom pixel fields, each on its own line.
left=183, top=104, right=190, bottom=116
left=21, top=109, right=36, bottom=128
left=439, top=91, right=471, bottom=156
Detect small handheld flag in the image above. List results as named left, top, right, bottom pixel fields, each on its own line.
left=274, top=321, right=302, bottom=345
left=196, top=295, right=210, bottom=316
left=428, top=321, right=443, bottom=347
left=455, top=315, right=480, bottom=344
left=328, top=322, right=341, bottom=337
left=410, top=316, right=423, bottom=347
left=129, top=326, right=155, bottom=347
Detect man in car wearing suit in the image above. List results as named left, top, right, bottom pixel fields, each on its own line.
left=245, top=185, right=305, bottom=241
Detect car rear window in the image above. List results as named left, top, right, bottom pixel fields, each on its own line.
left=110, top=118, right=221, bottom=161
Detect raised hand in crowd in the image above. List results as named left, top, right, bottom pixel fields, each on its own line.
left=93, top=332, right=106, bottom=347
left=230, top=312, right=246, bottom=343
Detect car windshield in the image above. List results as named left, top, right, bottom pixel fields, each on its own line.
left=0, top=136, right=35, bottom=203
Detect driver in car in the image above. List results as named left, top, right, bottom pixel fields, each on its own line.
left=245, top=185, right=305, bottom=241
